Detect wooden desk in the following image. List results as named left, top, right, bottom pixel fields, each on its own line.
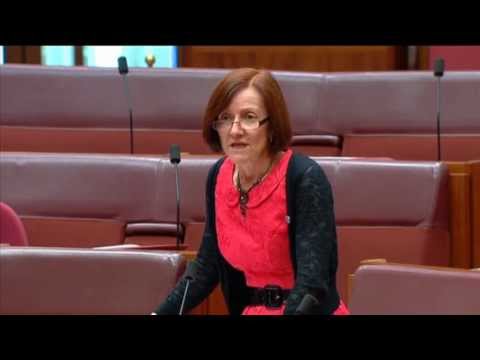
left=181, top=251, right=229, bottom=315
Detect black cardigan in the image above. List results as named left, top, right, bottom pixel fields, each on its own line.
left=155, top=152, right=340, bottom=315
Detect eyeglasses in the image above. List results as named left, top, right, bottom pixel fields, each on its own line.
left=212, top=115, right=269, bottom=131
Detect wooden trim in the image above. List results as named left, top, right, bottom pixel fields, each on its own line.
left=360, top=258, right=387, bottom=265
left=179, top=250, right=227, bottom=314
left=74, top=46, right=83, bottom=66
left=446, top=162, right=473, bottom=269
left=177, top=46, right=187, bottom=67
left=449, top=173, right=472, bottom=268
left=178, top=46, right=194, bottom=68
left=5, top=46, right=40, bottom=64
left=394, top=46, right=408, bottom=70
left=179, top=46, right=401, bottom=72
left=347, top=273, right=355, bottom=307
left=25, top=46, right=41, bottom=64
left=471, top=161, right=480, bottom=267
left=180, top=250, right=197, bottom=262
left=417, top=46, right=430, bottom=70
left=5, top=46, right=23, bottom=63
left=354, top=259, right=480, bottom=273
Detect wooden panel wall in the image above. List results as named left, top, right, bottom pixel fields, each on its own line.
left=180, top=46, right=405, bottom=72
left=6, top=46, right=407, bottom=72
left=446, top=162, right=473, bottom=269
left=4, top=46, right=83, bottom=65
left=471, top=161, right=480, bottom=267
left=5, top=46, right=41, bottom=64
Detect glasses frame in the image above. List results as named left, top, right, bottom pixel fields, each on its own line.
left=212, top=116, right=269, bottom=131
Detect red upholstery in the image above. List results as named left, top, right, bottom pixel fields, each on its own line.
left=0, top=246, right=185, bottom=314
left=324, top=71, right=480, bottom=161
left=0, top=152, right=450, bottom=301
left=2, top=65, right=479, bottom=160
left=312, top=158, right=450, bottom=299
left=0, top=202, right=28, bottom=246
left=0, top=65, right=339, bottom=156
left=349, top=262, right=480, bottom=314
left=0, top=152, right=219, bottom=248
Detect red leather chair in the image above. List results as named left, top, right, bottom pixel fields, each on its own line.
left=0, top=202, right=28, bottom=246
left=349, top=261, right=480, bottom=314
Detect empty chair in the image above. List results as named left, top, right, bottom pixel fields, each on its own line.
left=0, top=247, right=186, bottom=314
left=0, top=202, right=28, bottom=246
left=349, top=262, right=480, bottom=315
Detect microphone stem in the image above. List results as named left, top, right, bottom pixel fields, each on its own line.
left=121, top=75, right=134, bottom=155
left=179, top=279, right=190, bottom=315
left=129, top=109, right=134, bottom=155
left=436, top=76, right=441, bottom=161
left=175, top=163, right=181, bottom=248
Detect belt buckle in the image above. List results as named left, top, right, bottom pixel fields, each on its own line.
left=264, top=285, right=284, bottom=308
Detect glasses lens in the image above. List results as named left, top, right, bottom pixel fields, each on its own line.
left=213, top=120, right=231, bottom=130
left=241, top=118, right=259, bottom=129
left=213, top=116, right=267, bottom=131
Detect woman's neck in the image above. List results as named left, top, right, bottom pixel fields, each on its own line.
left=234, top=152, right=281, bottom=189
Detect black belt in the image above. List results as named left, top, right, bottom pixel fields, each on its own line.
left=249, top=285, right=291, bottom=308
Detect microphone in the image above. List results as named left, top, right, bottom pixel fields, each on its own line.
left=434, top=58, right=445, bottom=161
left=294, top=293, right=320, bottom=315
left=179, top=261, right=197, bottom=315
left=117, top=56, right=134, bottom=155
left=169, top=144, right=182, bottom=249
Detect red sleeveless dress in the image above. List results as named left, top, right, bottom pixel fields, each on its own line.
left=215, top=149, right=349, bottom=315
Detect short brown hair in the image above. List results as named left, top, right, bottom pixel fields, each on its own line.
left=202, top=68, right=292, bottom=154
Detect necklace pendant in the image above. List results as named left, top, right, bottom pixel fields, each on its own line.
left=240, top=205, right=247, bottom=216
left=239, top=192, right=249, bottom=204
left=239, top=191, right=248, bottom=216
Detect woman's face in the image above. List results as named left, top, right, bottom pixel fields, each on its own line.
left=217, top=87, right=270, bottom=165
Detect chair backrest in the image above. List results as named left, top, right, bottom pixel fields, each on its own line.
left=3, top=65, right=480, bottom=160
left=0, top=202, right=28, bottom=246
left=0, top=152, right=451, bottom=301
left=349, top=263, right=480, bottom=314
left=0, top=152, right=220, bottom=248
left=0, top=64, right=340, bottom=156
left=311, top=158, right=450, bottom=300
left=327, top=71, right=480, bottom=161
left=0, top=246, right=186, bottom=314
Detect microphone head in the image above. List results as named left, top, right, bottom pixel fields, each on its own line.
left=184, top=261, right=197, bottom=282
left=434, top=58, right=445, bottom=77
left=118, top=56, right=129, bottom=75
left=295, top=293, right=320, bottom=315
left=169, top=144, right=181, bottom=164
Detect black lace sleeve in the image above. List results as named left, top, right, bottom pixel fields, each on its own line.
left=283, top=164, right=338, bottom=314
left=154, top=167, right=221, bottom=315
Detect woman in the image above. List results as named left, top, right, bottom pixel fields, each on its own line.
left=154, top=68, right=349, bottom=315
